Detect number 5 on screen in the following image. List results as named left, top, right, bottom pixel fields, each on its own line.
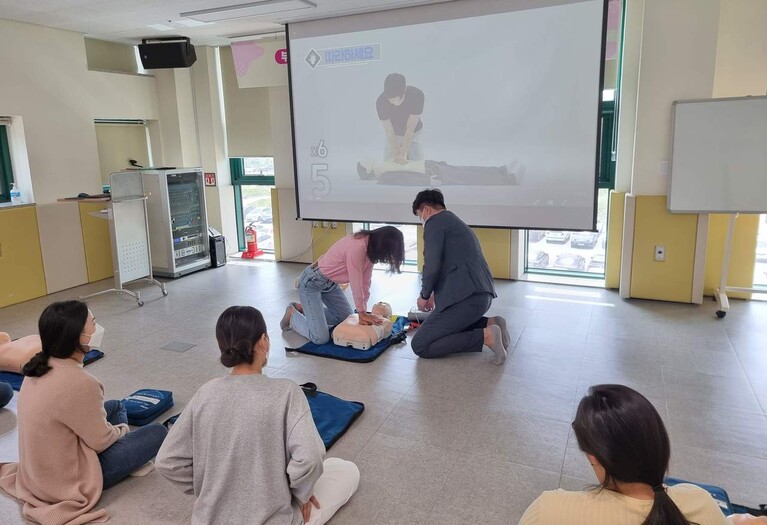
left=311, top=164, right=330, bottom=198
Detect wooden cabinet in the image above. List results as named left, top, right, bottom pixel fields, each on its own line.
left=79, top=201, right=114, bottom=282
left=0, top=205, right=47, bottom=308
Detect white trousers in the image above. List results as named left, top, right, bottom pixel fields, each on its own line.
left=306, top=458, right=360, bottom=525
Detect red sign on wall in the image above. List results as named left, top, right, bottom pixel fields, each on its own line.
left=274, top=48, right=288, bottom=65
left=204, top=172, right=216, bottom=187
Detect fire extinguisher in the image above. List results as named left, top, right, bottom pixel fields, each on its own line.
left=242, top=223, right=264, bottom=259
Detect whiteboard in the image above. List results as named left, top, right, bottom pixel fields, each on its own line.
left=668, top=96, right=767, bottom=213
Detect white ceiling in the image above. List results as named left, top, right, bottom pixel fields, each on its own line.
left=0, top=0, right=452, bottom=46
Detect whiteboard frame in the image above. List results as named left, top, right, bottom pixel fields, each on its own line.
left=668, top=95, right=767, bottom=214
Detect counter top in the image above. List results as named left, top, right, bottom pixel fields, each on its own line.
left=0, top=202, right=36, bottom=210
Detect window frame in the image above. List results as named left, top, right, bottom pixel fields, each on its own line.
left=231, top=157, right=276, bottom=251
left=0, top=125, right=14, bottom=204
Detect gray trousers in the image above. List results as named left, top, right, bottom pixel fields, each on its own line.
left=411, top=293, right=492, bottom=358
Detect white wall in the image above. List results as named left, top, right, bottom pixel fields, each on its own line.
left=713, top=0, right=767, bottom=98
left=220, top=46, right=273, bottom=158
left=268, top=84, right=313, bottom=262
left=629, top=0, right=721, bottom=195
left=0, top=19, right=159, bottom=204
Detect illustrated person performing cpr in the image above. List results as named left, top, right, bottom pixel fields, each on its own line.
left=281, top=227, right=405, bottom=345
left=377, top=73, right=424, bottom=164
left=411, top=189, right=510, bottom=364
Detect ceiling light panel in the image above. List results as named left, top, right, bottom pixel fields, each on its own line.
left=181, top=0, right=316, bottom=23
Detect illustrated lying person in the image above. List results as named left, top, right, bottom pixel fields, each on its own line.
left=356, top=159, right=523, bottom=186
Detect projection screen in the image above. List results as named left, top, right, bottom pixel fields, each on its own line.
left=288, top=0, right=606, bottom=229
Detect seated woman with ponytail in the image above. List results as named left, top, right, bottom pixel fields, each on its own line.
left=519, top=384, right=766, bottom=525
left=156, top=306, right=360, bottom=525
left=0, top=300, right=168, bottom=525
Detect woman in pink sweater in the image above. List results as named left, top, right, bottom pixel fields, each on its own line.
left=0, top=300, right=167, bottom=525
left=282, top=226, right=405, bottom=344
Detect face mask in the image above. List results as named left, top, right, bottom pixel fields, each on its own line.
left=83, top=323, right=105, bottom=349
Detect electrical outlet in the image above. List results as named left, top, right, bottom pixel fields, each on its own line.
left=654, top=245, right=666, bottom=262
left=331, top=221, right=337, bottom=229
left=322, top=221, right=329, bottom=228
left=312, top=221, right=319, bottom=228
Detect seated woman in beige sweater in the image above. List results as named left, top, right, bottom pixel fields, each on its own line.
left=519, top=384, right=766, bottom=525
left=0, top=300, right=168, bottom=525
left=156, top=306, right=360, bottom=525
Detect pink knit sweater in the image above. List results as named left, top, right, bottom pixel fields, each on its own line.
left=0, top=357, right=128, bottom=525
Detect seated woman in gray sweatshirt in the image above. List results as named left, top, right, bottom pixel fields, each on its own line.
left=156, top=306, right=360, bottom=525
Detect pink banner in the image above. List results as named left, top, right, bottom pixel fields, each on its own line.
left=231, top=41, right=265, bottom=77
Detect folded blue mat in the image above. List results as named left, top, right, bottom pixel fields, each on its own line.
left=163, top=383, right=364, bottom=450
left=0, top=349, right=104, bottom=391
left=286, top=316, right=409, bottom=363
left=300, top=383, right=364, bottom=449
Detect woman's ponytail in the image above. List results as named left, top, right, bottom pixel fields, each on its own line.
left=22, top=351, right=52, bottom=377
left=642, top=486, right=697, bottom=525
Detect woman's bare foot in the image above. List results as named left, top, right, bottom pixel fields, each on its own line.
left=280, top=304, right=297, bottom=331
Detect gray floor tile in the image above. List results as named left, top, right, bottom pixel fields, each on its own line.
left=663, top=367, right=763, bottom=414
left=489, top=374, right=579, bottom=422
left=353, top=433, right=456, bottom=510
left=659, top=343, right=746, bottom=379
left=377, top=393, right=483, bottom=451
left=670, top=443, right=767, bottom=508
left=427, top=453, right=560, bottom=525
left=463, top=409, right=570, bottom=472
left=666, top=402, right=767, bottom=459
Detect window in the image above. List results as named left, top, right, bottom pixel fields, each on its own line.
left=524, top=96, right=617, bottom=278
left=352, top=222, right=418, bottom=269
left=755, top=215, right=767, bottom=288
left=0, top=124, right=14, bottom=204
left=232, top=157, right=275, bottom=253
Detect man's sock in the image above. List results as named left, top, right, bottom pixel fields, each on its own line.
left=487, top=325, right=507, bottom=366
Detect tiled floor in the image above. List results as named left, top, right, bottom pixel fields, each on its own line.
left=0, top=260, right=766, bottom=524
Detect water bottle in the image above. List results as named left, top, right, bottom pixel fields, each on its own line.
left=9, top=183, right=21, bottom=204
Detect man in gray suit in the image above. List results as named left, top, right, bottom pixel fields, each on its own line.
left=411, top=189, right=510, bottom=364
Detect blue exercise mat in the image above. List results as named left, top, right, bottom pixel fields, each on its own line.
left=162, top=383, right=363, bottom=450
left=0, top=349, right=104, bottom=391
left=286, top=316, right=409, bottom=363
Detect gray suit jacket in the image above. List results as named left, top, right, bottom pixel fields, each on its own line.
left=420, top=210, right=496, bottom=312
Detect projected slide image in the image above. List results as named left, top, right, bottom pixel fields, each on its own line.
left=290, top=0, right=604, bottom=228
left=356, top=159, right=523, bottom=187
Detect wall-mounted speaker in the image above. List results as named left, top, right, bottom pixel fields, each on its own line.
left=139, top=37, right=197, bottom=69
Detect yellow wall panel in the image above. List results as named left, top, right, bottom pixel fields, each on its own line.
left=472, top=228, right=511, bottom=280
left=605, top=191, right=625, bottom=289
left=79, top=202, right=114, bottom=282
left=271, top=189, right=282, bottom=261
left=311, top=223, right=348, bottom=261
left=630, top=196, right=698, bottom=302
left=704, top=214, right=759, bottom=299
left=415, top=224, right=510, bottom=279
left=0, top=206, right=47, bottom=307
